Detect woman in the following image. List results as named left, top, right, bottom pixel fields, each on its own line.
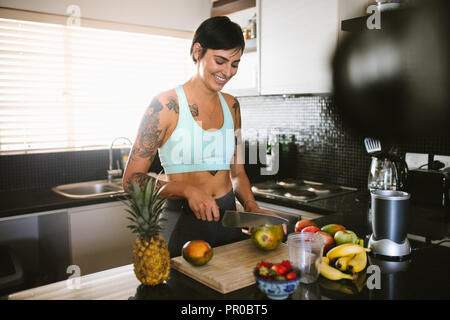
left=123, top=16, right=284, bottom=257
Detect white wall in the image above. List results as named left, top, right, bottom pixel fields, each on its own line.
left=0, top=0, right=212, bottom=31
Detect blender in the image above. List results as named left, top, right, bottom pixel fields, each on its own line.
left=368, top=190, right=412, bottom=258
left=366, top=151, right=411, bottom=258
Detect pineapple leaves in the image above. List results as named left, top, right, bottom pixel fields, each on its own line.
left=131, top=181, right=144, bottom=208
left=142, top=207, right=150, bottom=222
left=125, top=216, right=136, bottom=223
left=124, top=208, right=137, bottom=219
left=144, top=178, right=153, bottom=209
left=124, top=171, right=170, bottom=238
left=152, top=199, right=166, bottom=218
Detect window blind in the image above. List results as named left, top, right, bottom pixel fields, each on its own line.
left=0, top=17, right=194, bottom=153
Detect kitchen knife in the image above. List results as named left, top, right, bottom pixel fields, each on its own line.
left=222, top=210, right=288, bottom=228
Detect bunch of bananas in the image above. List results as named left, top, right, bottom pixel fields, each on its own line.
left=320, top=244, right=370, bottom=281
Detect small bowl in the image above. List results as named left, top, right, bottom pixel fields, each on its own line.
left=253, top=267, right=301, bottom=300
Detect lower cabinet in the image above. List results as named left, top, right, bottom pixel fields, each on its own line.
left=0, top=210, right=70, bottom=292
left=68, top=201, right=136, bottom=276
left=0, top=201, right=136, bottom=293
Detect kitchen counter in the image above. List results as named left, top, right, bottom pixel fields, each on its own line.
left=8, top=205, right=450, bottom=300
left=8, top=240, right=450, bottom=300
left=4, top=183, right=450, bottom=300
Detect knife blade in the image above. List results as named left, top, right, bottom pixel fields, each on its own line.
left=221, top=210, right=288, bottom=228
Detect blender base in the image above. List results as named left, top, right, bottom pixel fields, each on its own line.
left=368, top=234, right=411, bottom=258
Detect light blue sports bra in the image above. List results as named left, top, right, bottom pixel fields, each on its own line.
left=158, top=85, right=235, bottom=174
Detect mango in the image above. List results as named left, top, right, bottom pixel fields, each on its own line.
left=320, top=224, right=346, bottom=236
left=182, top=240, right=213, bottom=266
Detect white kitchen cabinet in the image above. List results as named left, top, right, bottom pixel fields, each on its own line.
left=225, top=6, right=260, bottom=97
left=226, top=50, right=259, bottom=97
left=259, top=0, right=370, bottom=95
left=260, top=0, right=340, bottom=94
left=69, top=201, right=136, bottom=276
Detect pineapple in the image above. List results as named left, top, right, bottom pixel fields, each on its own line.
left=123, top=176, right=170, bottom=285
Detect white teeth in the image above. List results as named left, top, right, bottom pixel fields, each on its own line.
left=215, top=75, right=226, bottom=82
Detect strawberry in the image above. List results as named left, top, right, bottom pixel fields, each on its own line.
left=271, top=264, right=287, bottom=275
left=285, top=271, right=297, bottom=280
left=258, top=266, right=270, bottom=277
left=256, top=261, right=272, bottom=270
left=281, top=260, right=292, bottom=271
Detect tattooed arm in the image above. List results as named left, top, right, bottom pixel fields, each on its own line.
left=122, top=96, right=167, bottom=193
left=123, top=95, right=191, bottom=198
left=122, top=95, right=221, bottom=222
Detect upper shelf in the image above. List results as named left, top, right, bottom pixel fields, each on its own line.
left=341, top=8, right=409, bottom=32
left=211, top=0, right=256, bottom=16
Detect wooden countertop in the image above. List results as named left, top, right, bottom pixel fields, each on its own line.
left=8, top=264, right=139, bottom=300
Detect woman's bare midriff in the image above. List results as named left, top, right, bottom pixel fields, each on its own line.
left=167, top=170, right=233, bottom=199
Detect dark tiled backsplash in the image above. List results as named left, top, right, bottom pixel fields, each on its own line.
left=1, top=94, right=449, bottom=192
left=238, top=95, right=450, bottom=189
left=0, top=149, right=162, bottom=192
left=238, top=95, right=369, bottom=187
left=0, top=149, right=113, bottom=192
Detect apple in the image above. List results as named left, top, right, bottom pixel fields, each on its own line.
left=294, top=219, right=317, bottom=233
left=301, top=225, right=320, bottom=233
left=334, top=230, right=358, bottom=246
left=316, top=231, right=335, bottom=253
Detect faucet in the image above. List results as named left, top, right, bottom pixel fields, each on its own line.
left=108, top=137, right=132, bottom=183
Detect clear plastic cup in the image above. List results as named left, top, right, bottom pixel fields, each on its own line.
left=287, top=232, right=324, bottom=284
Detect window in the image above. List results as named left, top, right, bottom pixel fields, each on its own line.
left=0, top=14, right=194, bottom=153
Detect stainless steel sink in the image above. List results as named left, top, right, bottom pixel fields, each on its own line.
left=52, top=179, right=125, bottom=199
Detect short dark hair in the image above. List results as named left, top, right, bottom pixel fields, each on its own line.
left=190, top=16, right=245, bottom=63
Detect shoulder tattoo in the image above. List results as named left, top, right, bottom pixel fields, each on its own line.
left=189, top=104, right=199, bottom=117
left=166, top=96, right=179, bottom=114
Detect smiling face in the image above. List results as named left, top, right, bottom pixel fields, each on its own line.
left=193, top=43, right=242, bottom=92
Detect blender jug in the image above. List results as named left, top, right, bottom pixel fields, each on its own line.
left=368, top=153, right=408, bottom=191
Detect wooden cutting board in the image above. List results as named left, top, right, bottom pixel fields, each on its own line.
left=171, top=239, right=289, bottom=294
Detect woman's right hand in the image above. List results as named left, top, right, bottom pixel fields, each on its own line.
left=184, top=185, right=221, bottom=222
